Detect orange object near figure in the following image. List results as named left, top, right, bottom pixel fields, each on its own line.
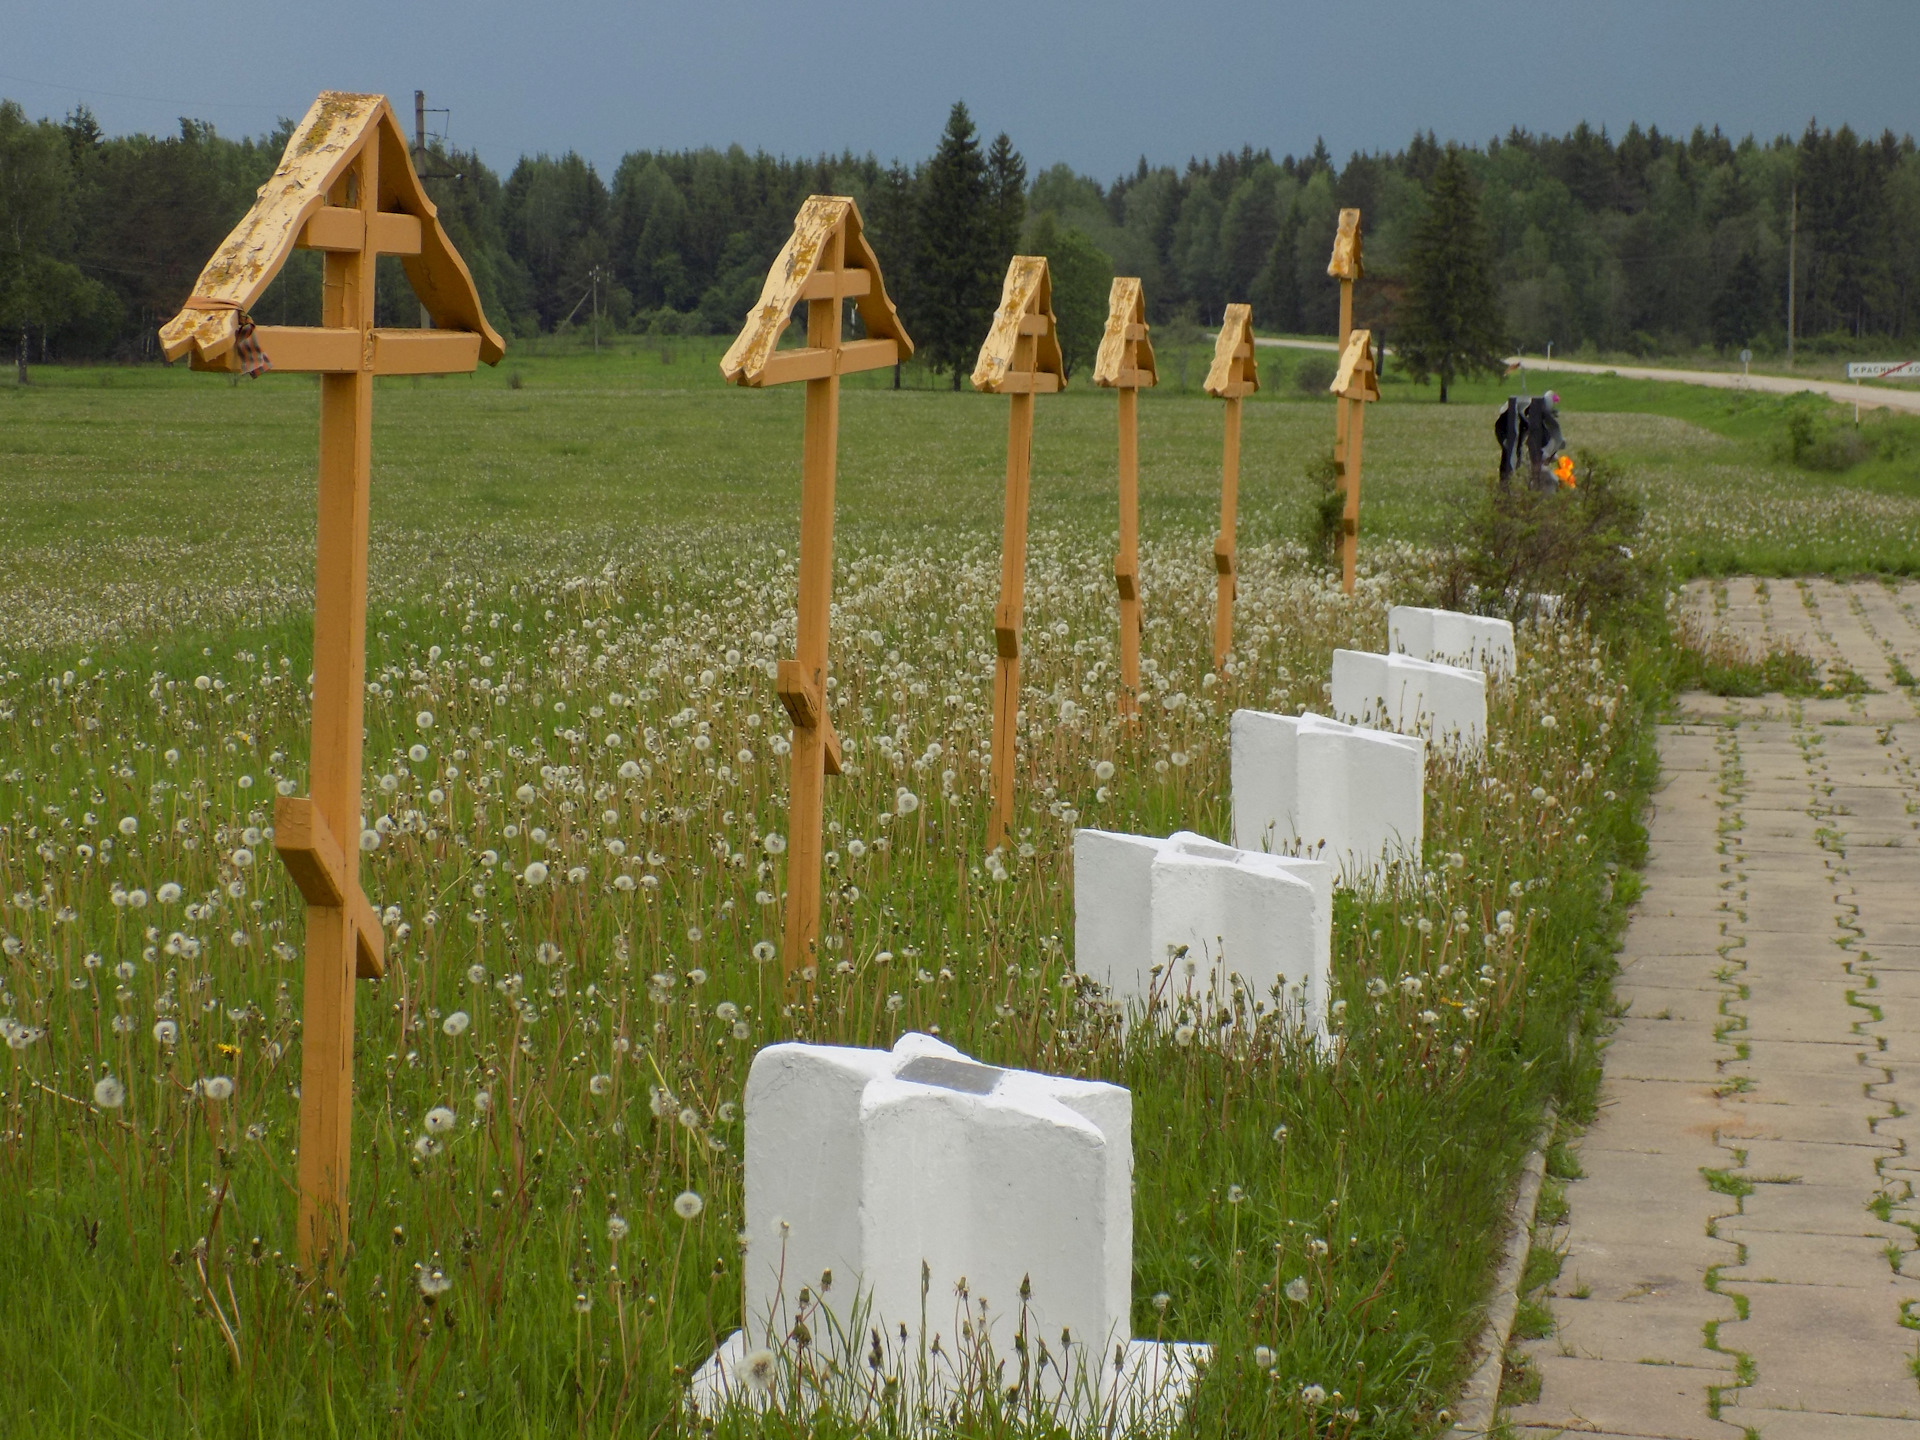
left=1555, top=454, right=1577, bottom=488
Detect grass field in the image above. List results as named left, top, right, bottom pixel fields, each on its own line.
left=3, top=335, right=1917, bottom=663
left=0, top=339, right=1908, bottom=1436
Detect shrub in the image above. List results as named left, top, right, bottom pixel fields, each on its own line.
left=1301, top=448, right=1345, bottom=567
left=1782, top=404, right=1872, bottom=472
left=1435, top=452, right=1658, bottom=631
left=1292, top=353, right=1337, bottom=395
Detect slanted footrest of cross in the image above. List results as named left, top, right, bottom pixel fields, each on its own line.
left=774, top=660, right=842, bottom=774
left=1114, top=559, right=1137, bottom=602
left=993, top=601, right=1022, bottom=659
left=273, top=796, right=385, bottom=978
left=1212, top=538, right=1235, bottom=576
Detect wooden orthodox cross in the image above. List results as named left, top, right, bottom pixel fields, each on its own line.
left=1091, top=278, right=1155, bottom=717
left=1330, top=328, right=1380, bottom=594
left=720, top=197, right=911, bottom=980
left=159, top=92, right=505, bottom=1269
left=971, top=257, right=1065, bottom=852
left=1203, top=304, right=1259, bottom=666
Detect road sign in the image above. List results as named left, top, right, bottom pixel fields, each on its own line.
left=1847, top=360, right=1920, bottom=380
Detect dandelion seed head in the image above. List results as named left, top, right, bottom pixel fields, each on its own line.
left=673, top=1190, right=704, bottom=1221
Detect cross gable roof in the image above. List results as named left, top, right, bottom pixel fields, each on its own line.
left=158, top=92, right=505, bottom=368
left=1327, top=207, right=1363, bottom=281
left=1331, top=328, right=1380, bottom=401
left=1092, top=277, right=1155, bottom=389
left=720, top=195, right=912, bottom=386
left=1204, top=303, right=1260, bottom=397
left=971, top=256, right=1066, bottom=394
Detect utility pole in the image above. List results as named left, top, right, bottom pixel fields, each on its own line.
left=414, top=92, right=431, bottom=330
left=1786, top=181, right=1797, bottom=368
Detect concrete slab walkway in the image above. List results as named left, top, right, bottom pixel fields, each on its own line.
left=1505, top=578, right=1920, bottom=1438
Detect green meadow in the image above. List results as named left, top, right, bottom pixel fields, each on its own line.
left=0, top=340, right=1911, bottom=1436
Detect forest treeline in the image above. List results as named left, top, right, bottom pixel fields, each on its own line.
left=4, top=95, right=1919, bottom=378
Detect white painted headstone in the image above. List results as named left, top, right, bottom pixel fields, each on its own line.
left=1330, top=648, right=1487, bottom=751
left=1388, top=605, right=1515, bottom=678
left=1229, top=708, right=1424, bottom=886
left=692, top=1033, right=1206, bottom=1424
left=1073, top=829, right=1332, bottom=1038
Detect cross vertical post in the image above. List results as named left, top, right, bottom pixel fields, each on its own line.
left=1329, top=328, right=1380, bottom=596
left=1203, top=304, right=1259, bottom=667
left=158, top=91, right=507, bottom=1270
left=784, top=226, right=843, bottom=982
left=719, top=197, right=912, bottom=980
left=993, top=358, right=1034, bottom=850
left=972, top=258, right=1065, bottom=852
left=1092, top=279, right=1155, bottom=717
left=297, top=134, right=378, bottom=1266
left=1327, top=208, right=1363, bottom=558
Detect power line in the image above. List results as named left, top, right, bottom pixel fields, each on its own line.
left=0, top=70, right=284, bottom=115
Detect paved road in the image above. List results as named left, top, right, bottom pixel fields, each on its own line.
left=1247, top=335, right=1920, bottom=415
left=1506, top=577, right=1920, bottom=1438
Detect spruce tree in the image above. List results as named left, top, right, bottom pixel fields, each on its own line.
left=863, top=161, right=920, bottom=388
left=916, top=102, right=994, bottom=389
left=1711, top=249, right=1770, bottom=351
left=1398, top=145, right=1507, bottom=402
left=986, top=132, right=1027, bottom=267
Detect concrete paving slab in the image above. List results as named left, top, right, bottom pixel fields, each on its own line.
left=1733, top=1140, right=1895, bottom=1189
left=1718, top=1189, right=1908, bottom=1240
left=1722, top=1413, right=1920, bottom=1440
left=1504, top=1355, right=1747, bottom=1439
left=1540, top=1301, right=1736, bottom=1370
left=1719, top=1282, right=1920, bottom=1417
left=1721, top=1231, right=1906, bottom=1288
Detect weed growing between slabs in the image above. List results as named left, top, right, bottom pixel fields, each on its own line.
left=0, top=528, right=1653, bottom=1437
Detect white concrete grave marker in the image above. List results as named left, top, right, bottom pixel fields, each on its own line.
left=1073, top=829, right=1332, bottom=1040
left=1229, top=708, right=1424, bottom=886
left=692, top=1033, right=1207, bottom=1426
left=1388, top=605, right=1515, bottom=678
left=1331, top=648, right=1487, bottom=751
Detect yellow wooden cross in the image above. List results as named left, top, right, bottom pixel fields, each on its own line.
left=1091, top=278, right=1156, bottom=717
left=1329, top=328, right=1380, bottom=594
left=720, top=197, right=911, bottom=981
left=159, top=92, right=505, bottom=1270
left=1203, top=303, right=1259, bottom=666
left=971, top=257, right=1066, bottom=852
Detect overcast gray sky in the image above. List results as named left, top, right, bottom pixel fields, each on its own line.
left=5, top=1, right=1917, bottom=181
